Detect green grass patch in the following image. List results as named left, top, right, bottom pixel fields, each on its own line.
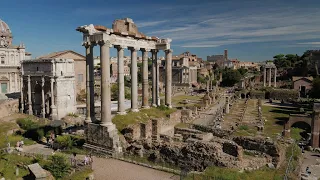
left=0, top=153, right=35, bottom=179
left=262, top=105, right=300, bottom=139
left=63, top=168, right=93, bottom=180
left=112, top=107, right=176, bottom=131
left=234, top=125, right=257, bottom=137
left=172, top=95, right=203, bottom=107
left=175, top=123, right=190, bottom=129
left=290, top=128, right=303, bottom=141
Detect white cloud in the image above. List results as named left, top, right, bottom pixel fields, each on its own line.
left=136, top=20, right=167, bottom=28
left=297, top=42, right=320, bottom=45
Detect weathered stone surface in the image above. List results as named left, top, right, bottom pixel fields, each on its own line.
left=192, top=124, right=233, bottom=139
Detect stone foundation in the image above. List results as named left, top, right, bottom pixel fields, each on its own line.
left=84, top=122, right=122, bottom=156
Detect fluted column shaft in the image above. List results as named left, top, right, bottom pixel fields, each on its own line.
left=142, top=49, right=150, bottom=108
left=130, top=47, right=139, bottom=112
left=165, top=49, right=172, bottom=108
left=27, top=75, right=32, bottom=115
left=152, top=50, right=158, bottom=106
left=14, top=73, right=17, bottom=92
left=85, top=44, right=95, bottom=122
left=41, top=76, right=45, bottom=118
left=263, top=68, right=266, bottom=87
left=117, top=46, right=126, bottom=114
left=100, top=41, right=113, bottom=125
left=8, top=73, right=11, bottom=93
left=268, top=68, right=271, bottom=87
left=274, top=68, right=277, bottom=87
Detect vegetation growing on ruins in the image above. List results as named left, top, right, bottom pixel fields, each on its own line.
left=112, top=107, right=176, bottom=131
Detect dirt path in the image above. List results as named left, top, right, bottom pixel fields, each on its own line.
left=301, top=151, right=320, bottom=179
left=92, top=157, right=178, bottom=180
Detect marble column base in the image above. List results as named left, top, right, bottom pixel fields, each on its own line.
left=152, top=104, right=157, bottom=107
left=131, top=109, right=139, bottom=112
left=142, top=106, right=150, bottom=109
left=117, top=111, right=127, bottom=115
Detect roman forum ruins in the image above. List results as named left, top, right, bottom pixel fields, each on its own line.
left=263, top=61, right=277, bottom=87
left=76, top=18, right=172, bottom=152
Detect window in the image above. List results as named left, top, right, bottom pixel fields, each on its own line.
left=1, top=57, right=4, bottom=64
left=78, top=74, right=83, bottom=83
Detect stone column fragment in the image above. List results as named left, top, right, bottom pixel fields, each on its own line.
left=20, top=75, right=24, bottom=113
left=130, top=47, right=139, bottom=112
left=85, top=44, right=94, bottom=122
left=165, top=49, right=172, bottom=108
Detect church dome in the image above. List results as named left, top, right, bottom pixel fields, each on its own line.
left=0, top=19, right=12, bottom=47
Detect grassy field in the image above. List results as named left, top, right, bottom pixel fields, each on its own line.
left=262, top=105, right=304, bottom=140
left=63, top=168, right=93, bottom=180
left=0, top=153, right=35, bottom=179
left=112, top=107, right=176, bottom=131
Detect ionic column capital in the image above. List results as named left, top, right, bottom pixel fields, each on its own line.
left=27, top=75, right=31, bottom=81
left=165, top=49, right=173, bottom=53
left=151, top=49, right=159, bottom=53
left=98, top=40, right=112, bottom=47
left=115, top=45, right=127, bottom=50
left=128, top=47, right=140, bottom=52
left=141, top=48, right=151, bottom=52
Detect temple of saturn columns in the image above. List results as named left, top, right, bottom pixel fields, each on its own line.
left=263, top=61, right=277, bottom=87
left=76, top=18, right=172, bottom=153
left=20, top=59, right=77, bottom=120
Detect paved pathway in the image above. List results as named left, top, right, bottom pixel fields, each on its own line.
left=23, top=144, right=178, bottom=180
left=92, top=157, right=178, bottom=180
left=301, top=151, right=320, bottom=179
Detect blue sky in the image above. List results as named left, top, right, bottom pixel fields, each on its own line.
left=1, top=0, right=320, bottom=61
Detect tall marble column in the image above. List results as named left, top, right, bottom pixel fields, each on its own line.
left=142, top=48, right=150, bottom=108
left=14, top=73, right=17, bottom=92
left=156, top=59, right=160, bottom=106
left=165, top=49, right=173, bottom=108
left=85, top=44, right=95, bottom=122
left=130, top=47, right=139, bottom=112
left=100, top=40, right=114, bottom=126
left=268, top=68, right=271, bottom=87
left=151, top=50, right=158, bottom=107
left=274, top=68, right=277, bottom=87
left=41, top=76, right=45, bottom=118
left=20, top=75, right=24, bottom=113
left=27, top=75, right=32, bottom=115
left=50, top=77, right=57, bottom=120
left=263, top=67, right=266, bottom=87
left=116, top=45, right=126, bottom=114
left=8, top=73, right=11, bottom=93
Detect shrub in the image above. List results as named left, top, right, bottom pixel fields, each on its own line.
left=45, top=154, right=70, bottom=179
left=239, top=125, right=249, bottom=130
left=269, top=89, right=299, bottom=101
left=56, top=135, right=73, bottom=149
left=16, top=118, right=40, bottom=130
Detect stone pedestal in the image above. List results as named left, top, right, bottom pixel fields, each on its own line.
left=84, top=123, right=122, bottom=155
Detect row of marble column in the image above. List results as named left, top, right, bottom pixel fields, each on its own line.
left=7, top=72, right=19, bottom=93
left=20, top=75, right=57, bottom=119
left=84, top=40, right=172, bottom=126
left=263, top=68, right=277, bottom=87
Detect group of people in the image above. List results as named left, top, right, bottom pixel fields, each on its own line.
left=71, top=153, right=93, bottom=167
left=46, top=132, right=56, bottom=149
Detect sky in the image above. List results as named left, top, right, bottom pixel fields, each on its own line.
left=1, top=0, right=320, bottom=62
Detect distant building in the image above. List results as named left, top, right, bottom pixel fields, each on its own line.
left=207, top=49, right=228, bottom=67
left=292, top=76, right=313, bottom=97
left=239, top=61, right=260, bottom=70
left=0, top=19, right=31, bottom=94
left=38, top=50, right=86, bottom=94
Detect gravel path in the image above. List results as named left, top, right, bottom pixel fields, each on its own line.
left=92, top=157, right=178, bottom=180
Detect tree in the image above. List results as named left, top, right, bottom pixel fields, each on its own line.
left=221, top=68, right=242, bottom=87
left=45, top=154, right=71, bottom=179
left=310, top=77, right=320, bottom=98
left=273, top=54, right=290, bottom=69
left=237, top=67, right=248, bottom=76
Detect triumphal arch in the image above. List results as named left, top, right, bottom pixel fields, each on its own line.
left=76, top=18, right=173, bottom=153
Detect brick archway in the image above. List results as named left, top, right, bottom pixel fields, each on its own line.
left=284, top=112, right=320, bottom=148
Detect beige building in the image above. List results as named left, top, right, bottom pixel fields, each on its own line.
left=0, top=19, right=31, bottom=94
left=38, top=50, right=86, bottom=94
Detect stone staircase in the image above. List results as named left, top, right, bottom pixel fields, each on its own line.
left=83, top=143, right=114, bottom=157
